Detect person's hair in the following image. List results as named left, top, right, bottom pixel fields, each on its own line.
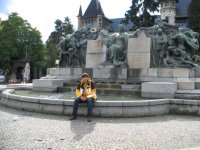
left=82, top=73, right=89, bottom=78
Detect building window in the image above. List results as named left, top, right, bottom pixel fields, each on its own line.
left=99, top=22, right=102, bottom=26
left=165, top=16, right=169, bottom=23
left=91, top=19, right=93, bottom=26
left=84, top=18, right=94, bottom=26
left=99, top=18, right=102, bottom=26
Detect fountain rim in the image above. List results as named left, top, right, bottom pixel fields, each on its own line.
left=1, top=88, right=200, bottom=118
left=2, top=88, right=170, bottom=105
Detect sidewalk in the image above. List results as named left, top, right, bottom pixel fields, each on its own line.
left=0, top=105, right=200, bottom=150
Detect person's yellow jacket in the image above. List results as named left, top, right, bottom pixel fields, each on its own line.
left=75, top=78, right=97, bottom=100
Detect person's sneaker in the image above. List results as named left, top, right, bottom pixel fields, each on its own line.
left=87, top=117, right=92, bottom=122
left=69, top=116, right=77, bottom=120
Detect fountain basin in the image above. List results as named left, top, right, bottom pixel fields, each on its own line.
left=1, top=89, right=200, bottom=117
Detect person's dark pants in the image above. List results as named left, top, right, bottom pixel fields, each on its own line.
left=72, top=97, right=94, bottom=117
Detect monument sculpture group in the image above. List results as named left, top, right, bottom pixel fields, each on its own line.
left=100, top=24, right=130, bottom=68
left=58, top=25, right=100, bottom=68
left=149, top=18, right=199, bottom=68
left=57, top=19, right=199, bottom=69
left=33, top=19, right=200, bottom=93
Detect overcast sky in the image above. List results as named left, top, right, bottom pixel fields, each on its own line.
left=0, top=0, right=132, bottom=42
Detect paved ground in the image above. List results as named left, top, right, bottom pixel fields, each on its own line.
left=1, top=105, right=200, bottom=150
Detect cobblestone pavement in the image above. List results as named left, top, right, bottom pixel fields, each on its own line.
left=1, top=105, right=200, bottom=150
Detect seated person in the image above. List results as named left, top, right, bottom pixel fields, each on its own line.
left=70, top=73, right=97, bottom=122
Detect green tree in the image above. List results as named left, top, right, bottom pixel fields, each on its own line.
left=188, top=0, right=200, bottom=49
left=45, top=17, right=74, bottom=68
left=0, top=12, right=45, bottom=78
left=124, top=0, right=159, bottom=30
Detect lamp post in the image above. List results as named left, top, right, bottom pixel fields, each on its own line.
left=25, top=29, right=31, bottom=60
left=25, top=40, right=28, bottom=59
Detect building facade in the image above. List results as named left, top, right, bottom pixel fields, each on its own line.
left=175, top=0, right=191, bottom=27
left=78, top=0, right=191, bottom=32
left=77, top=0, right=112, bottom=31
left=160, top=0, right=177, bottom=24
left=160, top=0, right=191, bottom=27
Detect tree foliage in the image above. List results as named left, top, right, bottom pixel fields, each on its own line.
left=188, top=0, right=200, bottom=43
left=124, top=0, right=159, bottom=30
left=45, top=17, right=74, bottom=68
left=0, top=12, right=45, bottom=74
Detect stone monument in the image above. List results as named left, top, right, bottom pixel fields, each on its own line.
left=33, top=21, right=200, bottom=99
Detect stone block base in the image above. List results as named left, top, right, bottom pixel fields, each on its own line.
left=141, top=82, right=177, bottom=98
left=33, top=79, right=66, bottom=92
left=177, top=81, right=195, bottom=90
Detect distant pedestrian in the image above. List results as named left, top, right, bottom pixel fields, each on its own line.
left=24, top=62, right=30, bottom=83
left=21, top=70, right=25, bottom=84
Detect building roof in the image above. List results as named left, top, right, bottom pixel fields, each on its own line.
left=83, top=0, right=104, bottom=17
left=77, top=6, right=82, bottom=17
left=176, top=0, right=191, bottom=18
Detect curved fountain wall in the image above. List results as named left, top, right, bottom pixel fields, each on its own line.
left=1, top=89, right=200, bottom=117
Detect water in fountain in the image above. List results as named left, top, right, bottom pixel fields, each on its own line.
left=14, top=90, right=145, bottom=101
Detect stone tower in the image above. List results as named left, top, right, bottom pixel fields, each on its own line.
left=160, top=0, right=176, bottom=24
left=77, top=6, right=83, bottom=29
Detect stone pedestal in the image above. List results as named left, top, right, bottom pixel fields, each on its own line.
left=33, top=79, right=66, bottom=92
left=85, top=40, right=105, bottom=68
left=141, top=82, right=177, bottom=98
left=85, top=31, right=151, bottom=68
left=128, top=31, right=151, bottom=68
left=32, top=67, right=200, bottom=92
left=93, top=67, right=127, bottom=83
left=177, top=81, right=195, bottom=90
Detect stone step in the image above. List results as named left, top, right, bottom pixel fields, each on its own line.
left=175, top=89, right=200, bottom=100
left=63, top=82, right=141, bottom=90
left=176, top=89, right=200, bottom=95
left=175, top=94, right=200, bottom=100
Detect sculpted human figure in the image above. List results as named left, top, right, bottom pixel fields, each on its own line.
left=76, top=33, right=88, bottom=67
left=154, top=18, right=179, bottom=35
left=103, top=36, right=114, bottom=64
left=193, top=55, right=200, bottom=64
left=167, top=31, right=188, bottom=57
left=184, top=30, right=199, bottom=55
left=164, top=29, right=199, bottom=67
left=57, top=25, right=100, bottom=68
left=133, top=18, right=179, bottom=38
left=151, top=28, right=168, bottom=67
left=147, top=18, right=200, bottom=68
left=66, top=35, right=79, bottom=66
left=58, top=36, right=67, bottom=67
left=163, top=51, right=180, bottom=67
left=101, top=24, right=129, bottom=67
